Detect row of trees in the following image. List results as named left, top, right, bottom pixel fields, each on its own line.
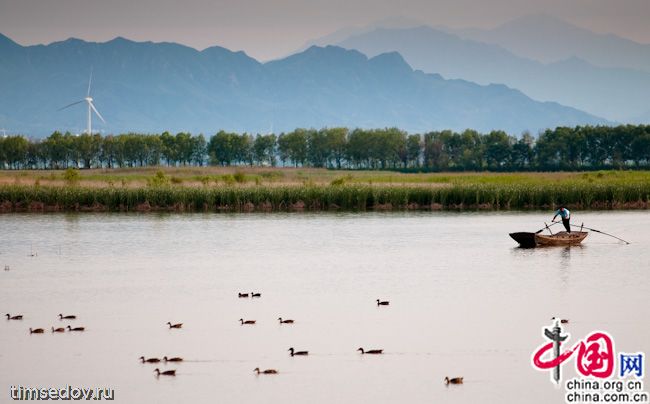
left=1, top=125, right=650, bottom=171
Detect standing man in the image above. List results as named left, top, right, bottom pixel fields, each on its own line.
left=552, top=207, right=571, bottom=233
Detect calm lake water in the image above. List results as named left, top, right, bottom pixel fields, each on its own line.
left=1, top=212, right=648, bottom=403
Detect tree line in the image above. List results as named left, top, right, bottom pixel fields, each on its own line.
left=1, top=125, right=650, bottom=171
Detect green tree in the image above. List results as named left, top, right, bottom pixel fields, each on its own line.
left=191, top=134, right=207, bottom=166
left=278, top=130, right=308, bottom=167
left=325, top=127, right=347, bottom=169
left=1, top=135, right=29, bottom=169
left=74, top=133, right=102, bottom=169
left=253, top=134, right=277, bottom=166
left=512, top=132, right=534, bottom=169
left=484, top=130, right=512, bottom=170
left=406, top=134, right=421, bottom=168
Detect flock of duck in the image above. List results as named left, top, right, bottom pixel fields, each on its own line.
left=232, top=293, right=396, bottom=374
left=6, top=313, right=85, bottom=334
left=226, top=293, right=460, bottom=384
left=5, top=293, right=465, bottom=385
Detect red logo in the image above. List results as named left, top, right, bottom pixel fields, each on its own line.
left=532, top=325, right=615, bottom=383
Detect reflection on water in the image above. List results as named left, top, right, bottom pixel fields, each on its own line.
left=1, top=211, right=649, bottom=404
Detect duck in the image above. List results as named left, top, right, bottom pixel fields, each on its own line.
left=254, top=368, right=278, bottom=374
left=288, top=347, right=308, bottom=356
left=239, top=319, right=256, bottom=325
left=6, top=314, right=23, bottom=320
left=154, top=368, right=176, bottom=377
left=444, top=377, right=464, bottom=385
left=238, top=293, right=249, bottom=298
left=376, top=299, right=390, bottom=306
left=167, top=322, right=183, bottom=329
left=52, top=327, right=65, bottom=333
left=67, top=326, right=85, bottom=332
left=163, top=356, right=183, bottom=362
left=251, top=292, right=261, bottom=298
left=58, top=314, right=77, bottom=320
left=29, top=328, right=45, bottom=334
left=551, top=317, right=569, bottom=324
left=357, top=347, right=383, bottom=354
left=278, top=318, right=294, bottom=324
left=139, top=356, right=161, bottom=363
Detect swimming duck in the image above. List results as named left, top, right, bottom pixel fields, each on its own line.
left=376, top=299, right=390, bottom=306
left=52, top=327, right=65, bottom=333
left=444, top=377, right=464, bottom=385
left=6, top=314, right=23, bottom=320
left=238, top=293, right=249, bottom=298
left=163, top=356, right=183, bottom=362
left=139, top=356, right=161, bottom=363
left=67, top=326, right=85, bottom=332
left=251, top=292, right=261, bottom=298
left=551, top=317, right=569, bottom=324
left=240, top=319, right=256, bottom=325
left=167, top=322, right=183, bottom=329
left=29, top=328, right=45, bottom=334
left=288, top=347, right=308, bottom=356
left=357, top=348, right=383, bottom=354
left=154, top=368, right=176, bottom=377
left=278, top=318, right=294, bottom=324
left=254, top=368, right=278, bottom=374
left=58, top=314, right=77, bottom=320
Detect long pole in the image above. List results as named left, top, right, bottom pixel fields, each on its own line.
left=535, top=221, right=560, bottom=234
left=571, top=224, right=630, bottom=244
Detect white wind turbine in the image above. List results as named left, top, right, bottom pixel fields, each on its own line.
left=58, top=70, right=106, bottom=135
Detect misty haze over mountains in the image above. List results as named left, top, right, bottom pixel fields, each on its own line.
left=2, top=13, right=647, bottom=137
left=332, top=14, right=650, bottom=123
left=447, top=14, right=650, bottom=71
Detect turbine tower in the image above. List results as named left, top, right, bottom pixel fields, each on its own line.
left=58, top=70, right=106, bottom=135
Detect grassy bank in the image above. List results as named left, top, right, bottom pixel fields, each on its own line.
left=3, top=167, right=650, bottom=188
left=1, top=180, right=649, bottom=212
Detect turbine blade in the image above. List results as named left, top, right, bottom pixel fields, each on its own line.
left=89, top=101, right=106, bottom=123
left=57, top=100, right=85, bottom=111
left=87, top=67, right=93, bottom=97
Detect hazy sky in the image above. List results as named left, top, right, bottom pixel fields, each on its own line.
left=1, top=0, right=649, bottom=61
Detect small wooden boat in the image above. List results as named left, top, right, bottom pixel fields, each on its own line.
left=535, top=231, right=588, bottom=246
left=510, top=231, right=587, bottom=247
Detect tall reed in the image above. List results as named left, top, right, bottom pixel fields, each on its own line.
left=1, top=182, right=649, bottom=212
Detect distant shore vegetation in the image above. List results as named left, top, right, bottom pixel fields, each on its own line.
left=1, top=125, right=650, bottom=172
left=0, top=169, right=649, bottom=212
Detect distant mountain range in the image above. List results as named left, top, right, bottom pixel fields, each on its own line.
left=445, top=14, right=650, bottom=72
left=334, top=22, right=650, bottom=123
left=0, top=32, right=606, bottom=137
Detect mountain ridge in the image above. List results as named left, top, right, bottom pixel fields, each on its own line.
left=336, top=25, right=650, bottom=122
left=446, top=13, right=650, bottom=72
left=0, top=33, right=607, bottom=137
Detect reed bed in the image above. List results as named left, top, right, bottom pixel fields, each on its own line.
left=1, top=181, right=649, bottom=212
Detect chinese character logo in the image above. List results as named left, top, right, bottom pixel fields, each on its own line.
left=576, top=332, right=615, bottom=378
left=532, top=321, right=616, bottom=384
left=620, top=353, right=644, bottom=378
